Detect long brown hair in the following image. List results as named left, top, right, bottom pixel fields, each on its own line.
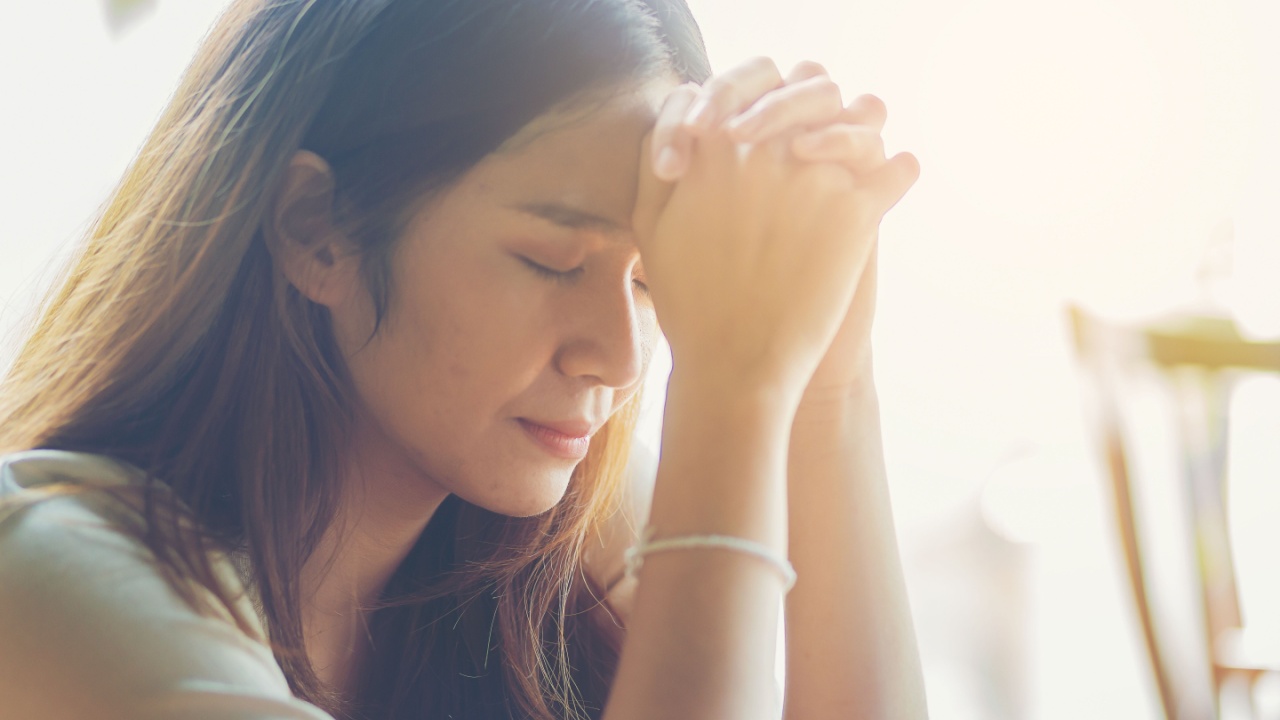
left=0, top=1, right=709, bottom=718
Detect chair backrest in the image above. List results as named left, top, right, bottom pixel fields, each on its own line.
left=1069, top=306, right=1280, bottom=720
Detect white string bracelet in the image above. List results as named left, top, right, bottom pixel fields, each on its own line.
left=624, top=527, right=797, bottom=593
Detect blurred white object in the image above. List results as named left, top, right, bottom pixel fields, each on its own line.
left=1070, top=305, right=1280, bottom=720
left=1231, top=210, right=1280, bottom=340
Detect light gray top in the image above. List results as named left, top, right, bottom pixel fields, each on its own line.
left=0, top=449, right=333, bottom=720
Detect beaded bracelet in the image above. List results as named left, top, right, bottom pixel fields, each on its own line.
left=623, top=526, right=797, bottom=593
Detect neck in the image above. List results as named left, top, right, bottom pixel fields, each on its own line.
left=299, top=420, right=450, bottom=690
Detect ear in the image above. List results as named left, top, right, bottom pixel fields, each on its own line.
left=264, top=150, right=361, bottom=308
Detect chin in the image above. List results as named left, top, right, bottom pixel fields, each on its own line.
left=457, top=464, right=577, bottom=518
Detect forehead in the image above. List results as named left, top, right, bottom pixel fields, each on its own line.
left=460, top=84, right=671, bottom=230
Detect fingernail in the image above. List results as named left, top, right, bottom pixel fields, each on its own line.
left=685, top=99, right=714, bottom=131
left=654, top=146, right=681, bottom=179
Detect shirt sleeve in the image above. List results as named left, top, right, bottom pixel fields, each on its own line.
left=0, top=494, right=335, bottom=720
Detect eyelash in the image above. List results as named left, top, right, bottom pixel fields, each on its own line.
left=521, top=257, right=582, bottom=283
left=520, top=257, right=649, bottom=295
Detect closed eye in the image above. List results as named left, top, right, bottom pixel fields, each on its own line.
left=520, top=256, right=650, bottom=296
left=520, top=256, right=583, bottom=284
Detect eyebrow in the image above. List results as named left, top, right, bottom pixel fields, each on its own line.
left=512, top=201, right=628, bottom=235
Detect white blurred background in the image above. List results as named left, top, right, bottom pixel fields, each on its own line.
left=2, top=2, right=1278, bottom=719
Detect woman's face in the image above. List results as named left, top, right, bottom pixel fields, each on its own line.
left=328, top=88, right=665, bottom=517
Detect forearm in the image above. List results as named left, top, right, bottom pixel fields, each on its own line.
left=783, top=381, right=927, bottom=720
left=604, top=371, right=793, bottom=720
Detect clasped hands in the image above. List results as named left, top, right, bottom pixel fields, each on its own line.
left=634, top=57, right=920, bottom=410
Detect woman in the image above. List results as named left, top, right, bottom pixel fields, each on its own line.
left=0, top=0, right=924, bottom=718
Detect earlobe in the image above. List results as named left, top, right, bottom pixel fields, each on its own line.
left=265, top=150, right=357, bottom=307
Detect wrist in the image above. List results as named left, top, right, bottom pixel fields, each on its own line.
left=794, top=374, right=880, bottom=432
left=654, top=368, right=794, bottom=553
left=799, top=355, right=877, bottom=408
left=666, top=364, right=803, bottom=423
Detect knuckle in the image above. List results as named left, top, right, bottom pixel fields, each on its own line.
left=699, top=79, right=737, bottom=110
left=700, top=74, right=728, bottom=94
left=747, top=55, right=782, bottom=82
left=813, top=77, right=843, bottom=105
left=791, top=60, right=829, bottom=78
left=709, top=89, right=739, bottom=112
left=853, top=93, right=888, bottom=119
left=697, top=74, right=724, bottom=95
left=859, top=135, right=886, bottom=164
left=848, top=128, right=885, bottom=158
left=893, top=152, right=922, bottom=185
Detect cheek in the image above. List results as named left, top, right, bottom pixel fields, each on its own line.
left=327, top=275, right=380, bottom=370
left=415, top=256, right=552, bottom=396
left=371, top=273, right=503, bottom=418
left=342, top=244, right=554, bottom=458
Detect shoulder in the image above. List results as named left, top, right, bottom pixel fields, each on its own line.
left=0, top=449, right=152, bottom=562
left=0, top=448, right=143, bottom=494
left=0, top=450, right=329, bottom=719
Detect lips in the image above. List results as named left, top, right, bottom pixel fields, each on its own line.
left=526, top=418, right=597, bottom=438
left=516, top=418, right=597, bottom=460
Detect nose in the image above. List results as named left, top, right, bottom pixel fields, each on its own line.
left=554, top=274, right=650, bottom=390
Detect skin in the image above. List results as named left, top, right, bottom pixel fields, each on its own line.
left=329, top=92, right=661, bottom=519
left=271, top=58, right=926, bottom=717
left=270, top=86, right=665, bottom=693
left=607, top=60, right=924, bottom=718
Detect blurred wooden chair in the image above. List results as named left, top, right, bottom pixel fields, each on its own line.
left=1070, top=305, right=1280, bottom=720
